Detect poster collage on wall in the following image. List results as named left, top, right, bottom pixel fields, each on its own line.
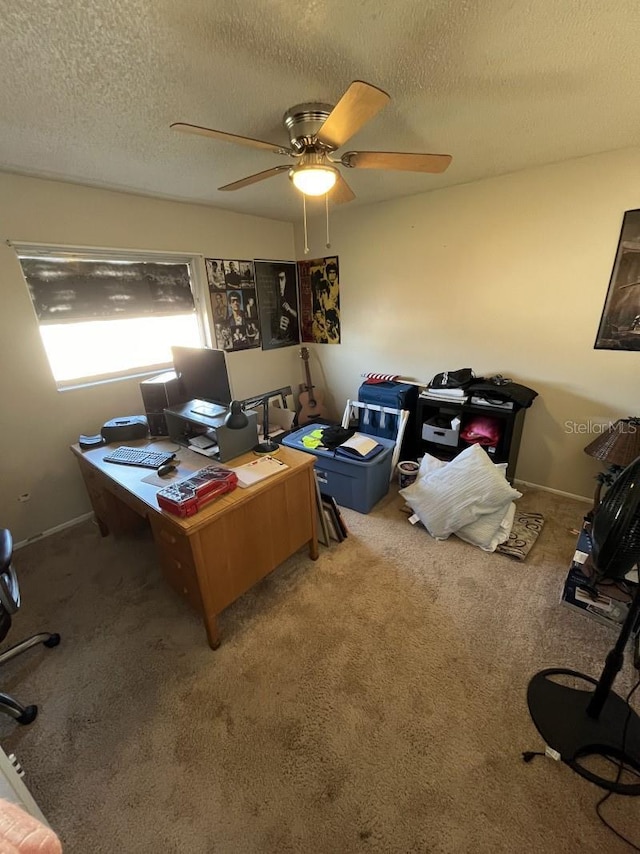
left=206, top=255, right=340, bottom=352
left=297, top=255, right=340, bottom=344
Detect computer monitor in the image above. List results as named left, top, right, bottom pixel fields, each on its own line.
left=171, top=346, right=232, bottom=408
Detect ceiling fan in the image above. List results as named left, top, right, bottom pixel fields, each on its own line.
left=171, top=80, right=452, bottom=204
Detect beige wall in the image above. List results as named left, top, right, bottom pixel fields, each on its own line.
left=0, top=173, right=296, bottom=542
left=4, top=148, right=638, bottom=541
left=294, top=147, right=640, bottom=501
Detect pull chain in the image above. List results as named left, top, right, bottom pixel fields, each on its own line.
left=303, top=195, right=309, bottom=255
left=325, top=193, right=331, bottom=249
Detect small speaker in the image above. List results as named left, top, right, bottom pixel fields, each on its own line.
left=78, top=434, right=106, bottom=450
left=140, top=371, right=187, bottom=436
left=101, top=416, right=149, bottom=443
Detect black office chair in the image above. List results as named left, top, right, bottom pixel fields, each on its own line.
left=0, top=529, right=60, bottom=725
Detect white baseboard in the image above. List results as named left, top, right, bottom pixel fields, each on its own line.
left=14, top=513, right=94, bottom=550
left=514, top=479, right=591, bottom=505
left=13, top=481, right=591, bottom=549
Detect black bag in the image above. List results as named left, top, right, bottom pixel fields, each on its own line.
left=320, top=425, right=355, bottom=450
left=466, top=378, right=538, bottom=408
left=429, top=368, right=474, bottom=389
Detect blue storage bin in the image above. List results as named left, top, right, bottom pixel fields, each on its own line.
left=282, top=426, right=395, bottom=513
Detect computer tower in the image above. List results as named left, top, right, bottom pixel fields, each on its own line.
left=140, top=371, right=186, bottom=436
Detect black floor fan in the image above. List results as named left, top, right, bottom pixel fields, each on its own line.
left=527, top=456, right=640, bottom=795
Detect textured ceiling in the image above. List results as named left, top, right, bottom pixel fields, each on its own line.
left=1, top=0, right=639, bottom=222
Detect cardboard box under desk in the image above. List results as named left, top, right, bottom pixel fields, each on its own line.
left=282, top=426, right=395, bottom=513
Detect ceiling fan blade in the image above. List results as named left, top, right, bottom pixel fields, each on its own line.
left=219, top=165, right=290, bottom=192
left=330, top=172, right=356, bottom=205
left=316, top=81, right=390, bottom=150
left=171, top=122, right=292, bottom=156
left=341, top=150, right=452, bottom=173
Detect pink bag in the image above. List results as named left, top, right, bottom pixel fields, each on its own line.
left=460, top=415, right=502, bottom=447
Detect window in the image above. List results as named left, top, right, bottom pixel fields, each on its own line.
left=14, top=246, right=205, bottom=389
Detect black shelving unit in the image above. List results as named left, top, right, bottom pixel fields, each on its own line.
left=415, top=396, right=527, bottom=482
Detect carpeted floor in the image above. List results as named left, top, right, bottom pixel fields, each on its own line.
left=1, top=485, right=638, bottom=853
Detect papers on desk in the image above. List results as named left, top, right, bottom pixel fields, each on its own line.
left=188, top=443, right=219, bottom=457
left=229, top=455, right=289, bottom=488
left=248, top=404, right=296, bottom=439
left=190, top=403, right=226, bottom=418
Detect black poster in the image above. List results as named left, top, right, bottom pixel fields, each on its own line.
left=254, top=259, right=300, bottom=350
left=594, top=209, right=640, bottom=350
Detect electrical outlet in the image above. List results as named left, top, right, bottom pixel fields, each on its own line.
left=17, top=493, right=31, bottom=503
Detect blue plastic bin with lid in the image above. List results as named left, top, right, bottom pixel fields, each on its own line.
left=282, top=425, right=395, bottom=513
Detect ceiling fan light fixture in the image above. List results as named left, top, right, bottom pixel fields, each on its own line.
left=290, top=164, right=338, bottom=196
left=173, top=80, right=451, bottom=206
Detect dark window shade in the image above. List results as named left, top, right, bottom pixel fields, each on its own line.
left=19, top=258, right=195, bottom=324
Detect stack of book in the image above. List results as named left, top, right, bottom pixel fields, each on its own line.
left=420, top=386, right=468, bottom=404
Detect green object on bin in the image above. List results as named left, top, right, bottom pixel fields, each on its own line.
left=302, top=429, right=325, bottom=450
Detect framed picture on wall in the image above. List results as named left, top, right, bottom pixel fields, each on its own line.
left=297, top=255, right=340, bottom=344
left=254, top=259, right=300, bottom=350
left=594, top=209, right=640, bottom=351
left=205, top=258, right=260, bottom=352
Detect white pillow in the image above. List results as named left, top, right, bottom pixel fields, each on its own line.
left=415, top=453, right=507, bottom=482
left=399, top=444, right=521, bottom=539
left=417, top=452, right=446, bottom=478
left=399, top=453, right=445, bottom=509
left=455, top=500, right=516, bottom=552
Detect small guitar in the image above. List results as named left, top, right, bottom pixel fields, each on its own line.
left=297, top=347, right=329, bottom=426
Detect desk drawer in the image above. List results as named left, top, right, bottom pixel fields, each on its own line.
left=151, top=518, right=194, bottom=566
left=157, top=551, right=203, bottom=614
left=149, top=517, right=203, bottom=613
left=77, top=458, right=146, bottom=535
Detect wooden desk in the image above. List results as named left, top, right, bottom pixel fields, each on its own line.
left=70, top=441, right=318, bottom=648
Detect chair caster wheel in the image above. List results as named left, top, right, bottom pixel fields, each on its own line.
left=44, top=634, right=60, bottom=648
left=17, top=705, right=37, bottom=725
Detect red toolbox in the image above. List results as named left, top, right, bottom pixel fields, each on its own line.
left=157, top=466, right=238, bottom=517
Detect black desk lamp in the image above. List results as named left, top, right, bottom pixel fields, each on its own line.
left=224, top=400, right=249, bottom=430
left=253, top=396, right=280, bottom=456
left=234, top=386, right=292, bottom=457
